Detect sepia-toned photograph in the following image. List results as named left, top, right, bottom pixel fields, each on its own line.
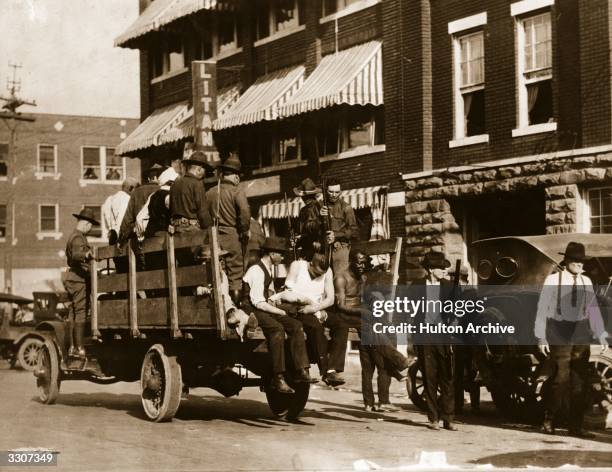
left=0, top=0, right=611, bottom=470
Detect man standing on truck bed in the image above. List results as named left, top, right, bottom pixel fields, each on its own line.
left=62, top=208, right=99, bottom=358
left=205, top=155, right=250, bottom=302
left=170, top=151, right=212, bottom=233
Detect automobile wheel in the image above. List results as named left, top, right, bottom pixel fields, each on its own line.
left=590, top=353, right=612, bottom=404
left=17, top=337, right=43, bottom=372
left=407, top=363, right=429, bottom=411
left=265, top=377, right=310, bottom=421
left=140, top=344, right=182, bottom=422
left=36, top=341, right=61, bottom=404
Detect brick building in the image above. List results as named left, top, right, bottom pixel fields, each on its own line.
left=0, top=113, right=140, bottom=296
left=401, top=0, right=612, bottom=279
left=115, top=0, right=407, bottom=253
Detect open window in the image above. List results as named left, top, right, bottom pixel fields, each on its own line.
left=0, top=143, right=8, bottom=177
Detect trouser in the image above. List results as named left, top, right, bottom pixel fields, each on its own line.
left=218, top=227, right=244, bottom=292
left=419, top=344, right=455, bottom=423
left=296, top=313, right=329, bottom=375
left=254, top=310, right=309, bottom=374
left=331, top=242, right=350, bottom=276
left=63, top=277, right=89, bottom=323
left=323, top=310, right=354, bottom=373
left=359, top=343, right=392, bottom=407
left=454, top=345, right=480, bottom=410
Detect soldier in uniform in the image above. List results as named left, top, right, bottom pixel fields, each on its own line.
left=170, top=151, right=212, bottom=233
left=205, top=155, right=250, bottom=301
left=535, top=242, right=609, bottom=438
left=293, top=178, right=323, bottom=260
left=62, top=208, right=99, bottom=357
left=320, top=178, right=358, bottom=276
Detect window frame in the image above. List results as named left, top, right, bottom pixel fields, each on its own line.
left=320, top=0, right=380, bottom=22
left=36, top=143, right=59, bottom=179
left=82, top=204, right=106, bottom=241
left=0, top=203, right=6, bottom=242
left=37, top=203, right=61, bottom=240
left=0, top=142, right=8, bottom=179
left=151, top=35, right=188, bottom=82
left=254, top=0, right=303, bottom=45
left=80, top=145, right=127, bottom=185
left=513, top=7, right=556, bottom=136
left=585, top=186, right=612, bottom=234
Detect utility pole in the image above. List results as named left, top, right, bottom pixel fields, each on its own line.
left=0, top=63, right=36, bottom=293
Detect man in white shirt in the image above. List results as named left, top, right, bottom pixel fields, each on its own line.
left=243, top=237, right=314, bottom=394
left=535, top=241, right=609, bottom=438
left=102, top=177, right=139, bottom=245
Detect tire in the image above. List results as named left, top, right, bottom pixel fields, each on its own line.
left=17, top=338, right=43, bottom=372
left=265, top=379, right=310, bottom=421
left=140, top=344, right=182, bottom=422
left=36, top=341, right=61, bottom=404
left=590, top=353, right=612, bottom=405
left=407, top=363, right=429, bottom=411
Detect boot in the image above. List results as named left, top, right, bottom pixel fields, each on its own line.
left=443, top=420, right=458, bottom=431
left=74, top=321, right=86, bottom=358
left=66, top=320, right=75, bottom=356
left=272, top=374, right=295, bottom=394
left=294, top=368, right=318, bottom=384
left=322, top=371, right=345, bottom=387
left=540, top=418, right=555, bottom=435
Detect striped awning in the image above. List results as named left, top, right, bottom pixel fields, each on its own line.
left=213, top=65, right=305, bottom=130
left=280, top=41, right=383, bottom=118
left=115, top=0, right=232, bottom=48
left=259, top=186, right=387, bottom=220
left=116, top=101, right=190, bottom=155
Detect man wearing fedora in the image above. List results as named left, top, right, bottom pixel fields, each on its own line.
left=243, top=237, right=314, bottom=393
left=410, top=250, right=459, bottom=431
left=535, top=241, right=609, bottom=438
left=294, top=178, right=323, bottom=260
left=118, top=163, right=165, bottom=245
left=205, top=155, right=250, bottom=300
left=170, top=151, right=212, bottom=233
left=62, top=208, right=99, bottom=357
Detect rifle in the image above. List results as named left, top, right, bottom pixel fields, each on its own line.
left=214, top=173, right=221, bottom=228
left=284, top=192, right=298, bottom=261
left=320, top=177, right=333, bottom=267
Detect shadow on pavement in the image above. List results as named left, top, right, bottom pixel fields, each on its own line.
left=470, top=449, right=612, bottom=468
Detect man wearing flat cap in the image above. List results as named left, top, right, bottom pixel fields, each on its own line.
left=62, top=208, right=99, bottom=357
left=205, top=155, right=250, bottom=301
left=410, top=250, right=459, bottom=431
left=118, top=163, right=165, bottom=244
left=535, top=241, right=609, bottom=438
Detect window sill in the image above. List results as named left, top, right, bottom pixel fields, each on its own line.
left=319, top=144, right=386, bottom=162
left=512, top=122, right=557, bottom=138
left=320, top=0, right=381, bottom=24
left=449, top=134, right=489, bottom=148
left=35, top=172, right=61, bottom=180
left=252, top=160, right=307, bottom=175
left=215, top=46, right=243, bottom=61
left=79, top=179, right=121, bottom=187
left=150, top=67, right=190, bottom=85
left=36, top=232, right=63, bottom=241
left=254, top=25, right=306, bottom=48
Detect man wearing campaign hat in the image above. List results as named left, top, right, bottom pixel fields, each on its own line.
left=170, top=151, right=212, bottom=233
left=118, top=163, right=165, bottom=244
left=62, top=208, right=100, bottom=357
left=294, top=178, right=323, bottom=260
left=205, top=155, right=251, bottom=301
left=535, top=241, right=609, bottom=438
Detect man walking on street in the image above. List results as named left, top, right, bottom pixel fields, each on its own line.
left=62, top=208, right=99, bottom=357
left=205, top=155, right=250, bottom=301
left=535, top=241, right=609, bottom=438
left=102, top=177, right=138, bottom=245
left=320, top=178, right=358, bottom=276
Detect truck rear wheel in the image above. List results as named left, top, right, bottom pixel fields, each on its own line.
left=140, top=344, right=182, bottom=422
left=36, top=341, right=60, bottom=404
left=265, top=379, right=310, bottom=421
left=17, top=337, right=43, bottom=371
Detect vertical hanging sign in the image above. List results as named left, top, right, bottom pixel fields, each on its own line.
left=191, top=60, right=219, bottom=164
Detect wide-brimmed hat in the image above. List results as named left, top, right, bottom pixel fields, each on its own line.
left=261, top=237, right=288, bottom=253
left=559, top=241, right=590, bottom=262
left=217, top=155, right=242, bottom=174
left=421, top=251, right=451, bottom=270
left=293, top=178, right=322, bottom=197
left=159, top=167, right=179, bottom=187
left=73, top=208, right=100, bottom=226
left=144, top=163, right=165, bottom=176
left=182, top=150, right=213, bottom=168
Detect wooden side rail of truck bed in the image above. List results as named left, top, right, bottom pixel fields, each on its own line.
left=89, top=227, right=228, bottom=340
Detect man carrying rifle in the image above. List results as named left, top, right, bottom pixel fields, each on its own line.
left=294, top=178, right=323, bottom=260
left=320, top=178, right=358, bottom=277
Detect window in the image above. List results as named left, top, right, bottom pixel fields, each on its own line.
left=0, top=204, right=6, bottom=238
left=589, top=187, right=612, bottom=233
left=274, top=0, right=298, bottom=32
left=37, top=144, right=57, bottom=175
left=516, top=11, right=554, bottom=130
left=0, top=142, right=7, bottom=177
left=323, top=0, right=363, bottom=16
left=39, top=205, right=58, bottom=233
left=152, top=36, right=185, bottom=79
left=255, top=0, right=301, bottom=40
left=83, top=205, right=103, bottom=239
left=456, top=33, right=485, bottom=138
left=81, top=146, right=125, bottom=183
left=343, top=107, right=384, bottom=150
left=218, top=12, right=241, bottom=53
left=316, top=115, right=340, bottom=157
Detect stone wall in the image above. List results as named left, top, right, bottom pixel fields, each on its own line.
left=403, top=150, right=612, bottom=279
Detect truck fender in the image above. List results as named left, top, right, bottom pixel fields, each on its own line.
left=35, top=321, right=67, bottom=359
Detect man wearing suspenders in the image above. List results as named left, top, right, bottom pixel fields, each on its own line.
left=535, top=241, right=609, bottom=438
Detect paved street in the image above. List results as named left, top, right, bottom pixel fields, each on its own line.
left=0, top=361, right=611, bottom=471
